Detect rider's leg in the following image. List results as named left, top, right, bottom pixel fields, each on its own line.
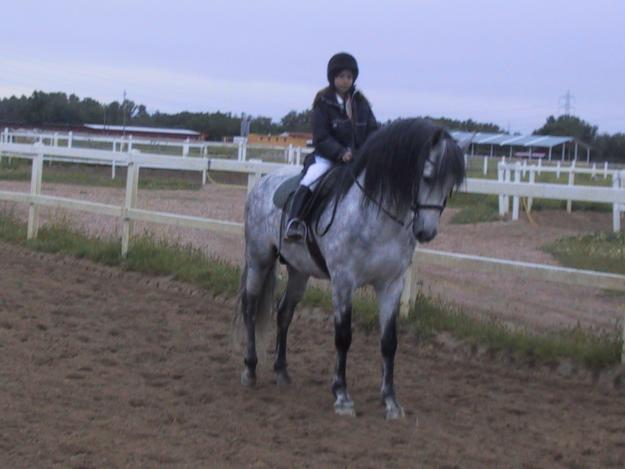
left=284, top=185, right=312, bottom=241
left=285, top=156, right=333, bottom=241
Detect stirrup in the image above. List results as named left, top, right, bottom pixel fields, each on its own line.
left=284, top=219, right=307, bottom=241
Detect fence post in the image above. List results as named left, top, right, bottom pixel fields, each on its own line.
left=287, top=144, right=294, bottom=164
left=566, top=170, right=575, bottom=213
left=604, top=161, right=609, bottom=179
left=241, top=138, right=248, bottom=162
left=503, top=165, right=511, bottom=215
left=591, top=162, right=597, bottom=179
left=556, top=161, right=561, bottom=178
left=237, top=140, right=243, bottom=161
left=537, top=157, right=542, bottom=175
left=53, top=132, right=58, bottom=147
left=613, top=173, right=622, bottom=233
left=497, top=162, right=505, bottom=216
left=111, top=160, right=116, bottom=179
left=27, top=150, right=44, bottom=240
left=68, top=131, right=73, bottom=148
left=201, top=157, right=209, bottom=186
left=121, top=156, right=140, bottom=257
left=183, top=138, right=189, bottom=157
left=528, top=168, right=535, bottom=212
left=247, top=159, right=262, bottom=193
left=483, top=156, right=488, bottom=176
left=512, top=163, right=521, bottom=221
left=128, top=135, right=133, bottom=152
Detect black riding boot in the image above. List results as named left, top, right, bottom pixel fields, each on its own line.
left=284, top=185, right=312, bottom=241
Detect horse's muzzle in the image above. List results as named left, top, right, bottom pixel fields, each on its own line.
left=412, top=216, right=438, bottom=243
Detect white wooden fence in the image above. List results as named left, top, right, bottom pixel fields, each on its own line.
left=476, top=154, right=619, bottom=178
left=1, top=142, right=625, bottom=360
left=1, top=128, right=312, bottom=164
left=495, top=161, right=625, bottom=231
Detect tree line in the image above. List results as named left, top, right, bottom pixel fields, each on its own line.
left=0, top=91, right=622, bottom=161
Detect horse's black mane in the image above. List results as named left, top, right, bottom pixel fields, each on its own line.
left=310, top=118, right=466, bottom=227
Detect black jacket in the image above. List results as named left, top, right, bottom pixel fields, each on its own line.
left=307, top=87, right=379, bottom=166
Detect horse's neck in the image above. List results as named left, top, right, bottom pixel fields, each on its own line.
left=350, top=171, right=413, bottom=226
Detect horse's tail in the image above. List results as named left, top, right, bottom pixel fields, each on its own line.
left=232, top=259, right=276, bottom=352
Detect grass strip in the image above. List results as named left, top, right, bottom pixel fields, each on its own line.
left=407, top=293, right=621, bottom=369
left=0, top=159, right=200, bottom=190
left=543, top=231, right=625, bottom=275
left=448, top=193, right=501, bottom=224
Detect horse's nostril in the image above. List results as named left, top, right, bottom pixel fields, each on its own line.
left=416, top=229, right=437, bottom=243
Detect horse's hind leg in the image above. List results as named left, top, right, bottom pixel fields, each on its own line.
left=273, top=266, right=308, bottom=386
left=241, top=259, right=275, bottom=387
left=241, top=288, right=258, bottom=386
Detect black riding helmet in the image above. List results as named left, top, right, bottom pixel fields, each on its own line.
left=327, top=52, right=359, bottom=86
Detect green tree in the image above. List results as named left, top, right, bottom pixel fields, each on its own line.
left=594, top=133, right=625, bottom=163
left=280, top=109, right=312, bottom=132
left=534, top=115, right=597, bottom=144
left=426, top=116, right=503, bottom=133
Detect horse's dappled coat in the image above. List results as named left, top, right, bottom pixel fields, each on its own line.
left=237, top=118, right=466, bottom=418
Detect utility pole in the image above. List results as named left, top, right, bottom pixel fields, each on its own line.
left=559, top=90, right=575, bottom=115
left=122, top=90, right=127, bottom=137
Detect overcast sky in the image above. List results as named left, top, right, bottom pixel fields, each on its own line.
left=1, top=0, right=623, bottom=134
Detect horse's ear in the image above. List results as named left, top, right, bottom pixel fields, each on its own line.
left=457, top=133, right=474, bottom=154
left=432, top=128, right=444, bottom=147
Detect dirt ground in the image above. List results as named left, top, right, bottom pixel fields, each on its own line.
left=2, top=242, right=625, bottom=468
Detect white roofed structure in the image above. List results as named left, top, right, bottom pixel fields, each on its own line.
left=450, top=130, right=591, bottom=162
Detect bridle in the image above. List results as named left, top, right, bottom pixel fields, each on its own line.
left=352, top=168, right=448, bottom=231
left=318, top=153, right=449, bottom=238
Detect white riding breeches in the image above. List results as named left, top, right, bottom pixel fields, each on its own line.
left=300, top=155, right=334, bottom=190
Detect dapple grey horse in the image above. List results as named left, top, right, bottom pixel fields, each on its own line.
left=237, top=118, right=466, bottom=419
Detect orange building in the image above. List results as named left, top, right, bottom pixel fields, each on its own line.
left=247, top=132, right=312, bottom=147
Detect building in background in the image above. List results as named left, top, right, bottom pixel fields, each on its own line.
left=247, top=132, right=312, bottom=147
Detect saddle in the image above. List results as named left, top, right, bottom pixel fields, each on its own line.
left=273, top=173, right=335, bottom=278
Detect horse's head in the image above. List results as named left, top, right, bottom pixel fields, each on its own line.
left=412, top=132, right=468, bottom=242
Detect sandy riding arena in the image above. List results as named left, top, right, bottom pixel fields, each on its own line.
left=2, top=241, right=625, bottom=467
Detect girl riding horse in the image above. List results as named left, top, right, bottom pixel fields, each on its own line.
left=284, top=52, right=379, bottom=241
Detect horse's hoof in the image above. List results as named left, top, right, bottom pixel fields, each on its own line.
left=240, top=369, right=256, bottom=387
left=334, top=398, right=356, bottom=417
left=385, top=404, right=405, bottom=420
left=276, top=371, right=292, bottom=387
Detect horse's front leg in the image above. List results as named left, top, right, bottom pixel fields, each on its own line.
left=331, top=281, right=355, bottom=416
left=376, top=277, right=406, bottom=419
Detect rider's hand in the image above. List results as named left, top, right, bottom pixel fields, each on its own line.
left=341, top=150, right=353, bottom=163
